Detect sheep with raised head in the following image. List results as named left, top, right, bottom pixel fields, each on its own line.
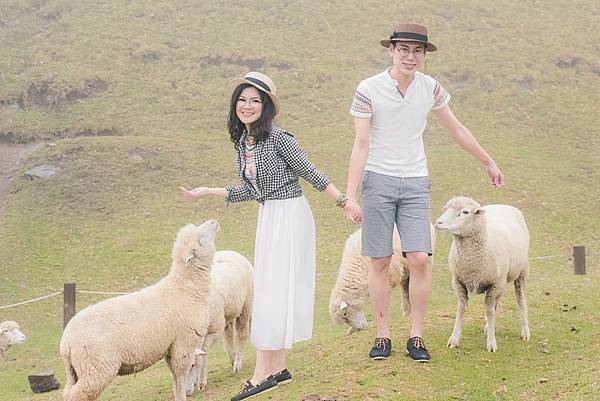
left=0, top=320, right=27, bottom=358
left=329, top=226, right=435, bottom=333
left=59, top=219, right=219, bottom=401
left=185, top=250, right=253, bottom=395
left=435, top=196, right=530, bottom=352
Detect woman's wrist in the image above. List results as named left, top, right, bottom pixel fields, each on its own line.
left=335, top=193, right=348, bottom=208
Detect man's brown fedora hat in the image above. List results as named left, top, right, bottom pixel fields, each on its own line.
left=380, top=23, right=437, bottom=52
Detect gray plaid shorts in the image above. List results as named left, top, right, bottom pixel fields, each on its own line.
left=360, top=171, right=432, bottom=257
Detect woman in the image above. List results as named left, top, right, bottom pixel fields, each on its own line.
left=180, top=71, right=353, bottom=401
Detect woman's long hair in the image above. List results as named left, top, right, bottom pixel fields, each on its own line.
left=227, top=83, right=276, bottom=149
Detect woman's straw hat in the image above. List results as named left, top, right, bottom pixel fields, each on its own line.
left=228, top=71, right=281, bottom=114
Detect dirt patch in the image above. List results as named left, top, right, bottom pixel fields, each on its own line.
left=440, top=70, right=472, bottom=90
left=301, top=396, right=339, bottom=401
left=3, top=78, right=110, bottom=110
left=0, top=127, right=119, bottom=143
left=130, top=49, right=162, bottom=63
left=200, top=55, right=293, bottom=71
left=555, top=56, right=589, bottom=69
left=517, top=77, right=536, bottom=90
left=0, top=141, right=45, bottom=221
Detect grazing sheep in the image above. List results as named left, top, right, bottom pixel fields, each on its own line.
left=329, top=226, right=435, bottom=333
left=435, top=196, right=530, bottom=352
left=0, top=320, right=27, bottom=358
left=59, top=220, right=220, bottom=401
left=185, top=250, right=253, bottom=395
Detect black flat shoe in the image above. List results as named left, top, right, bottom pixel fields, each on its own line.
left=230, top=375, right=278, bottom=401
left=273, top=368, right=292, bottom=385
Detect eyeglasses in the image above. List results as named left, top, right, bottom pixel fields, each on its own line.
left=394, top=44, right=426, bottom=59
left=237, top=97, right=263, bottom=107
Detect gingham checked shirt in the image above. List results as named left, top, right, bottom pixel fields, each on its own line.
left=226, top=126, right=330, bottom=204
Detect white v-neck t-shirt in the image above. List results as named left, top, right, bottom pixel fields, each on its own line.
left=350, top=69, right=450, bottom=177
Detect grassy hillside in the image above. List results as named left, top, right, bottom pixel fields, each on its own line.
left=1, top=0, right=599, bottom=400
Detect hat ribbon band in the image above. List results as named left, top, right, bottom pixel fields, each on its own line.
left=245, top=77, right=271, bottom=92
left=390, top=31, right=428, bottom=42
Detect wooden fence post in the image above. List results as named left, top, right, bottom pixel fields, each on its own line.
left=63, top=283, right=76, bottom=329
left=573, top=245, right=586, bottom=275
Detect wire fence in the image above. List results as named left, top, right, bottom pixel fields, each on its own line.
left=1, top=251, right=598, bottom=311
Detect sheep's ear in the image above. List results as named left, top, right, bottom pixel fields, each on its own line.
left=474, top=207, right=486, bottom=215
left=185, top=254, right=195, bottom=265
left=195, top=348, right=207, bottom=355
left=340, top=301, right=349, bottom=310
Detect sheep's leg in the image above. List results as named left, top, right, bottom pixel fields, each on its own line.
left=483, top=304, right=495, bottom=335
left=64, top=368, right=116, bottom=401
left=483, top=301, right=500, bottom=336
left=230, top=301, right=252, bottom=372
left=400, top=273, right=411, bottom=316
left=184, top=356, right=200, bottom=397
left=448, top=280, right=468, bottom=348
left=514, top=274, right=531, bottom=341
left=484, top=287, right=503, bottom=352
left=223, top=320, right=236, bottom=367
left=197, top=334, right=219, bottom=390
left=185, top=337, right=208, bottom=398
left=65, top=379, right=109, bottom=401
left=62, top=357, right=77, bottom=400
left=166, top=346, right=195, bottom=401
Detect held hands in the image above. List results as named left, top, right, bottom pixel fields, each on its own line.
left=343, top=198, right=362, bottom=224
left=179, top=186, right=211, bottom=201
left=484, top=160, right=504, bottom=188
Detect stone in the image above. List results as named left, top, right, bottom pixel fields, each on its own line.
left=128, top=154, right=143, bottom=162
left=24, top=165, right=59, bottom=179
left=28, top=369, right=60, bottom=393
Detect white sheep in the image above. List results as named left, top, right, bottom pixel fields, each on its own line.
left=185, top=250, right=253, bottom=395
left=0, top=320, right=27, bottom=358
left=59, top=220, right=220, bottom=401
left=435, top=196, right=530, bottom=352
left=329, top=226, right=435, bottom=333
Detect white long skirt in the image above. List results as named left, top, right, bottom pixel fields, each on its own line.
left=251, top=195, right=316, bottom=350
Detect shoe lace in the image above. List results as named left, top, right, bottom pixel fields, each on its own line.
left=411, top=337, right=425, bottom=349
left=375, top=337, right=388, bottom=350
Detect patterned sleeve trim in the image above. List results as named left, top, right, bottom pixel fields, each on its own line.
left=225, top=184, right=254, bottom=204
left=350, top=90, right=373, bottom=117
left=432, top=81, right=451, bottom=110
left=274, top=129, right=331, bottom=191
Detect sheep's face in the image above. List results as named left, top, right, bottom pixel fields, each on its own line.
left=435, top=197, right=485, bottom=236
left=0, top=322, right=26, bottom=345
left=330, top=300, right=368, bottom=334
left=173, top=220, right=220, bottom=268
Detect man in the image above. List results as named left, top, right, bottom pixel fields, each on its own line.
left=343, top=23, right=503, bottom=362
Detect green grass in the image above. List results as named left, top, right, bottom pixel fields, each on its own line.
left=1, top=0, right=599, bottom=400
